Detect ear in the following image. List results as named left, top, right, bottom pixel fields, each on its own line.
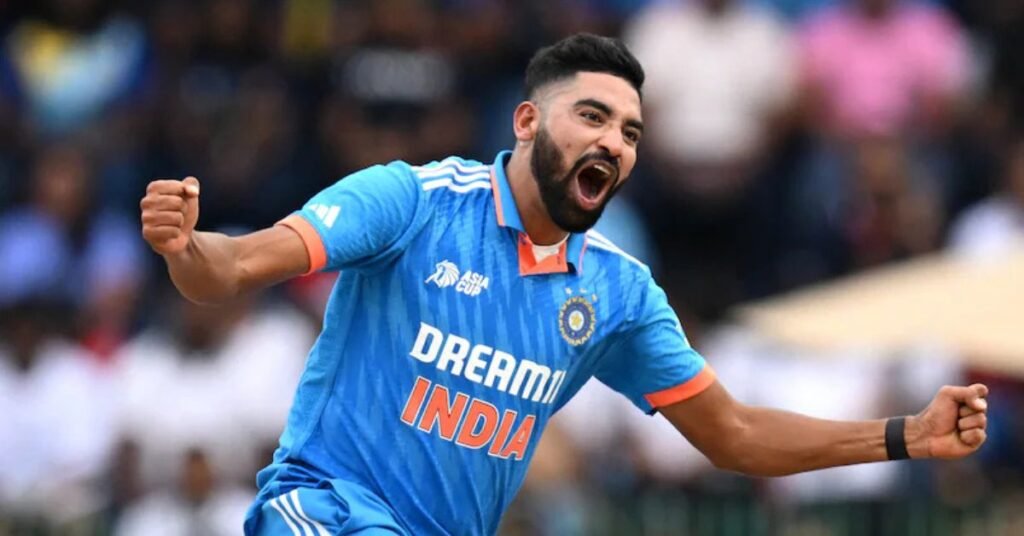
left=512, top=101, right=540, bottom=144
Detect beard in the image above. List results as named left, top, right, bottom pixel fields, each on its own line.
left=529, top=126, right=620, bottom=233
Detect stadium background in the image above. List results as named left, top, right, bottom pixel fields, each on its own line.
left=0, top=0, right=1021, bottom=534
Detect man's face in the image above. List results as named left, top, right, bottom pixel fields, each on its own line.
left=529, top=72, right=643, bottom=233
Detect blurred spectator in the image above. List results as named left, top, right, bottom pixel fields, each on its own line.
left=984, top=1, right=1024, bottom=137
left=145, top=0, right=315, bottom=231
left=844, top=137, right=945, bottom=268
left=101, top=439, right=146, bottom=529
left=950, top=0, right=1024, bottom=144
left=798, top=0, right=970, bottom=141
left=0, top=299, right=117, bottom=526
left=950, top=137, right=1024, bottom=258
left=114, top=448, right=253, bottom=536
left=622, top=0, right=798, bottom=321
left=317, top=0, right=473, bottom=175
left=0, top=142, right=145, bottom=358
left=781, top=0, right=970, bottom=287
left=113, top=289, right=313, bottom=489
left=626, top=0, right=797, bottom=203
left=0, top=0, right=149, bottom=135
left=199, top=68, right=314, bottom=231
left=151, top=71, right=312, bottom=231
left=279, top=0, right=334, bottom=62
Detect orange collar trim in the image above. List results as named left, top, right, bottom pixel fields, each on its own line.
left=516, top=233, right=569, bottom=276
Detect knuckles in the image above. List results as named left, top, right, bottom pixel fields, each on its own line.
left=140, top=181, right=192, bottom=251
left=139, top=194, right=185, bottom=213
left=146, top=179, right=182, bottom=194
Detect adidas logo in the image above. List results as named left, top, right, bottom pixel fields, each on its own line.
left=308, top=203, right=340, bottom=228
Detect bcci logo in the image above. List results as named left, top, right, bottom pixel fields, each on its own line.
left=559, top=295, right=595, bottom=346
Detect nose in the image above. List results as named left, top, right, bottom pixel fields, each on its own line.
left=597, top=129, right=624, bottom=160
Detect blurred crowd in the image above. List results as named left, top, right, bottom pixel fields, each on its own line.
left=0, top=0, right=1022, bottom=534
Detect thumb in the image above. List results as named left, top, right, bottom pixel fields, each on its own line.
left=182, top=176, right=200, bottom=233
left=946, top=384, right=988, bottom=412
left=183, top=176, right=200, bottom=198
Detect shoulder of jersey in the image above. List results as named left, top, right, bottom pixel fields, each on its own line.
left=584, top=229, right=650, bottom=274
left=407, top=156, right=492, bottom=195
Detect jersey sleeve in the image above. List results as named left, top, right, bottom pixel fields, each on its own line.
left=277, top=161, right=427, bottom=273
left=595, top=275, right=715, bottom=414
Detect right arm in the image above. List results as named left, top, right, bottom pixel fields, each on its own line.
left=659, top=381, right=989, bottom=477
left=140, top=177, right=311, bottom=303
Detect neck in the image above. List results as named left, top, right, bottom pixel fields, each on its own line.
left=506, top=148, right=571, bottom=246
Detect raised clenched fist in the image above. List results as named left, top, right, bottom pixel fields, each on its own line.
left=910, top=383, right=989, bottom=460
left=140, top=176, right=200, bottom=256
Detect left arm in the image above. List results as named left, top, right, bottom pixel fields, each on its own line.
left=659, top=381, right=989, bottom=477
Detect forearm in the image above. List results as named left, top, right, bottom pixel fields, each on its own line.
left=665, top=382, right=987, bottom=477
left=721, top=406, right=922, bottom=477
left=142, top=178, right=312, bottom=303
left=164, top=231, right=245, bottom=303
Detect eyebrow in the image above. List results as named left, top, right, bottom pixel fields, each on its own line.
left=574, top=98, right=644, bottom=134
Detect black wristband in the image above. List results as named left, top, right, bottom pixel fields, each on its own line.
left=885, top=417, right=910, bottom=460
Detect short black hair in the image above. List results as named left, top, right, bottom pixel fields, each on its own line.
left=524, top=33, right=644, bottom=100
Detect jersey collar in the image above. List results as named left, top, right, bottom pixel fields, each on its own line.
left=490, top=150, right=588, bottom=277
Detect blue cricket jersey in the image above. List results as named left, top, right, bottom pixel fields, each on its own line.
left=246, top=151, right=715, bottom=535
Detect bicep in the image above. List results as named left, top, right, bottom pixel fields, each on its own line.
left=658, top=380, right=748, bottom=465
left=233, top=224, right=313, bottom=292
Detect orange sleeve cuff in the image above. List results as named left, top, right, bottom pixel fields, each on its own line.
left=277, top=214, right=327, bottom=275
left=644, top=365, right=716, bottom=408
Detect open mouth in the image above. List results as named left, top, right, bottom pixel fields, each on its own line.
left=574, top=160, right=617, bottom=208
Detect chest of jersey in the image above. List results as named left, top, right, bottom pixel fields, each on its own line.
left=403, top=195, right=620, bottom=383
left=354, top=192, right=623, bottom=459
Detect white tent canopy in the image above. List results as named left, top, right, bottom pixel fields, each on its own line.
left=737, top=247, right=1024, bottom=378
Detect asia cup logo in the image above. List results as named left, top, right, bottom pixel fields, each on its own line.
left=425, top=260, right=460, bottom=288
left=559, top=295, right=596, bottom=346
